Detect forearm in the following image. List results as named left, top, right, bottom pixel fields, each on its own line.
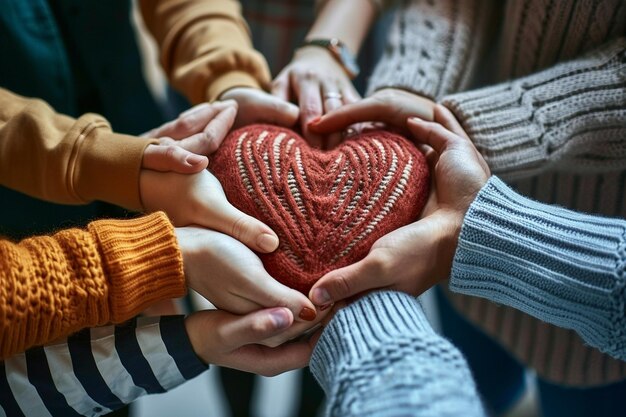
left=140, top=0, right=271, bottom=103
left=367, top=0, right=491, bottom=99
left=451, top=176, right=626, bottom=361
left=442, top=38, right=626, bottom=179
left=311, top=291, right=485, bottom=417
left=0, top=316, right=206, bottom=415
left=0, top=88, right=154, bottom=211
left=0, top=212, right=185, bottom=359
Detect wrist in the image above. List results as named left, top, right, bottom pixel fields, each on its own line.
left=298, top=39, right=360, bottom=79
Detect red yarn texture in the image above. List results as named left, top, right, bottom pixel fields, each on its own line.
left=211, top=125, right=430, bottom=294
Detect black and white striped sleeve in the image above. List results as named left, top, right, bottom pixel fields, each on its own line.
left=0, top=315, right=207, bottom=417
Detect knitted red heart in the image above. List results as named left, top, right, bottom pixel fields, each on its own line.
left=211, top=125, right=430, bottom=294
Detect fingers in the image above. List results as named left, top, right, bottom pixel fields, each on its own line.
left=255, top=95, right=300, bottom=128
left=219, top=307, right=294, bottom=349
left=271, top=73, right=291, bottom=102
left=228, top=339, right=313, bottom=377
left=321, top=82, right=346, bottom=149
left=178, top=105, right=237, bottom=155
left=407, top=116, right=466, bottom=154
left=308, top=98, right=383, bottom=134
left=142, top=144, right=208, bottom=173
left=245, top=269, right=319, bottom=323
left=433, top=104, right=469, bottom=139
left=294, top=72, right=324, bottom=148
left=309, top=252, right=387, bottom=306
left=146, top=101, right=237, bottom=140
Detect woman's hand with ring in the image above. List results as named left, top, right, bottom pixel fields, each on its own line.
left=272, top=46, right=360, bottom=149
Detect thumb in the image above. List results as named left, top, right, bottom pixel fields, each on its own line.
left=260, top=97, right=299, bottom=127
left=221, top=307, right=294, bottom=350
left=212, top=204, right=280, bottom=254
left=142, top=144, right=208, bottom=173
left=309, top=253, right=386, bottom=306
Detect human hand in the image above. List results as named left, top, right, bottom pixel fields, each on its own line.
left=175, top=226, right=318, bottom=322
left=308, top=88, right=436, bottom=137
left=220, top=87, right=299, bottom=128
left=140, top=169, right=278, bottom=253
left=309, top=105, right=490, bottom=306
left=141, top=101, right=238, bottom=173
left=272, top=47, right=360, bottom=149
left=185, top=306, right=320, bottom=376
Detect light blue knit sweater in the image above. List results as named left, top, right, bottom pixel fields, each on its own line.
left=310, top=177, right=626, bottom=416
left=451, top=177, right=626, bottom=361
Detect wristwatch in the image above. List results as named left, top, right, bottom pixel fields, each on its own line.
left=300, top=38, right=360, bottom=79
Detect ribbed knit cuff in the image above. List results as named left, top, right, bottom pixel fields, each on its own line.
left=310, top=291, right=434, bottom=391
left=451, top=176, right=626, bottom=360
left=88, top=212, right=186, bottom=324
left=441, top=38, right=626, bottom=180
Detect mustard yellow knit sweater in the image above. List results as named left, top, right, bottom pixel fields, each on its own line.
left=0, top=211, right=185, bottom=359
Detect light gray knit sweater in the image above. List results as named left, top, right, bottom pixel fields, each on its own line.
left=311, top=177, right=626, bottom=416
left=311, top=291, right=486, bottom=417
left=368, top=0, right=626, bottom=385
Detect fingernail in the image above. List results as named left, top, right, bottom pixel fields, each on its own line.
left=311, top=288, right=331, bottom=305
left=409, top=117, right=423, bottom=123
left=257, top=233, right=279, bottom=252
left=319, top=303, right=332, bottom=311
left=298, top=307, right=317, bottom=321
left=186, top=154, right=206, bottom=165
left=269, top=308, right=291, bottom=329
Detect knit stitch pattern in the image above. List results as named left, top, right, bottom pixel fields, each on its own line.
left=311, top=291, right=485, bottom=417
left=211, top=125, right=430, bottom=293
left=0, top=212, right=185, bottom=359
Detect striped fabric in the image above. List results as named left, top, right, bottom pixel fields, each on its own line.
left=0, top=316, right=206, bottom=417
left=211, top=125, right=430, bottom=293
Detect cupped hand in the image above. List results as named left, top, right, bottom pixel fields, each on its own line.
left=220, top=87, right=299, bottom=128
left=272, top=47, right=360, bottom=149
left=185, top=307, right=320, bottom=376
left=309, top=105, right=490, bottom=306
left=175, top=226, right=318, bottom=322
left=308, top=88, right=436, bottom=137
left=141, top=101, right=238, bottom=173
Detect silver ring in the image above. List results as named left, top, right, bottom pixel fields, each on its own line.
left=324, top=92, right=343, bottom=100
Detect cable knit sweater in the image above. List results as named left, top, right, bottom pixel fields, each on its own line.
left=368, top=0, right=626, bottom=385
left=0, top=212, right=185, bottom=359
left=310, top=291, right=485, bottom=417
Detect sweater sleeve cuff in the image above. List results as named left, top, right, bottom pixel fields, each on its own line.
left=73, top=117, right=156, bottom=211
left=441, top=38, right=626, bottom=179
left=451, top=176, right=626, bottom=360
left=89, top=212, right=186, bottom=324
left=310, top=291, right=434, bottom=391
left=206, top=71, right=264, bottom=102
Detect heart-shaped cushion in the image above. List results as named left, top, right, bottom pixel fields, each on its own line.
left=211, top=124, right=430, bottom=294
